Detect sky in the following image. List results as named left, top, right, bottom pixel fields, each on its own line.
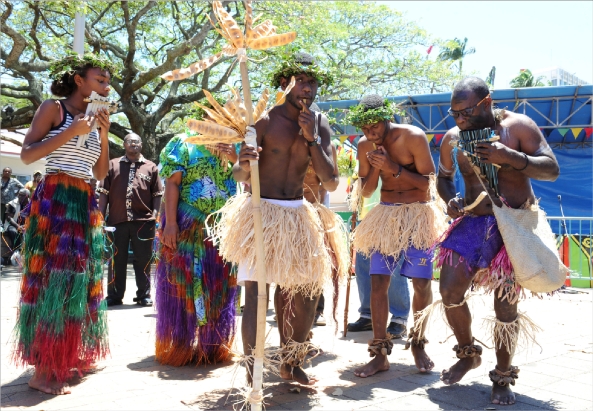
left=378, top=1, right=593, bottom=87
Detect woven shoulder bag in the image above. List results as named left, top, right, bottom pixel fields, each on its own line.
left=472, top=166, right=568, bottom=293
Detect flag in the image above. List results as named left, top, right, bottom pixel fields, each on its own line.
left=427, top=45, right=433, bottom=55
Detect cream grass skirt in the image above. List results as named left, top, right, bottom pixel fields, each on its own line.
left=354, top=200, right=448, bottom=258
left=208, top=193, right=331, bottom=298
left=311, top=202, right=350, bottom=283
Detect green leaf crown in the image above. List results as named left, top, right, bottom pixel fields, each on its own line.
left=49, top=52, right=119, bottom=81
left=345, top=99, right=398, bottom=129
left=270, top=57, right=334, bottom=89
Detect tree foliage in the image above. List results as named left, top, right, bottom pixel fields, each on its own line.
left=1, top=0, right=461, bottom=162
left=437, top=37, right=475, bottom=75
left=509, top=69, right=548, bottom=88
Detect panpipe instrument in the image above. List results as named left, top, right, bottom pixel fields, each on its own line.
left=456, top=127, right=501, bottom=197
left=77, top=91, right=120, bottom=148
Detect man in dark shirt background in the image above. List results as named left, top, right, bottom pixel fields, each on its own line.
left=2, top=167, right=24, bottom=223
left=98, top=133, right=164, bottom=307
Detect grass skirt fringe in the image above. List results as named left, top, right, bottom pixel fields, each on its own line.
left=311, top=202, right=350, bottom=284
left=353, top=200, right=447, bottom=258
left=155, top=201, right=237, bottom=366
left=208, top=193, right=331, bottom=298
left=483, top=311, right=542, bottom=356
left=13, top=173, right=107, bottom=382
left=312, top=202, right=350, bottom=331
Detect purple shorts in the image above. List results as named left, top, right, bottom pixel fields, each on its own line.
left=370, top=246, right=434, bottom=280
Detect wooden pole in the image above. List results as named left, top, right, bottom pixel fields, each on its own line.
left=343, top=209, right=358, bottom=338
left=239, top=59, right=267, bottom=411
left=73, top=12, right=85, bottom=56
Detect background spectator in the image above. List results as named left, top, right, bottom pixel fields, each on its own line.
left=24, top=170, right=43, bottom=193
left=2, top=188, right=30, bottom=264
left=1, top=167, right=24, bottom=223
left=98, top=133, right=164, bottom=307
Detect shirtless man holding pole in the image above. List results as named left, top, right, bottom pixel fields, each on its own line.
left=212, top=52, right=335, bottom=385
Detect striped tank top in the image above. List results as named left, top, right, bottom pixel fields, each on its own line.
left=44, top=100, right=101, bottom=180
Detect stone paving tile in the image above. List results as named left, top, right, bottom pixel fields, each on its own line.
left=539, top=354, right=593, bottom=371
left=516, top=388, right=593, bottom=410
left=352, top=377, right=422, bottom=399
left=61, top=401, right=121, bottom=411
left=373, top=394, right=461, bottom=410
left=566, top=372, right=593, bottom=384
left=519, top=362, right=589, bottom=379
left=537, top=378, right=593, bottom=402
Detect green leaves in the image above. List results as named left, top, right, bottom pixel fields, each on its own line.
left=345, top=99, right=399, bottom=129
left=437, top=37, right=476, bottom=75
left=48, top=52, right=119, bottom=81
left=510, top=69, right=547, bottom=88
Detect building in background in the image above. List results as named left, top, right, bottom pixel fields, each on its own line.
left=1, top=129, right=46, bottom=185
left=533, top=67, right=590, bottom=86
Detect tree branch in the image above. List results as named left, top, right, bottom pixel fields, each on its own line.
left=121, top=1, right=157, bottom=84
left=1, top=84, right=29, bottom=92
left=0, top=134, right=23, bottom=147
left=0, top=107, right=36, bottom=129
left=91, top=1, right=115, bottom=26
left=130, top=5, right=216, bottom=91
left=28, top=3, right=50, bottom=61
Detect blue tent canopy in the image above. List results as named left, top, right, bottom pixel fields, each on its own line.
left=319, top=85, right=592, bottom=227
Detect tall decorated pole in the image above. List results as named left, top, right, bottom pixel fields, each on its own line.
left=162, top=2, right=296, bottom=409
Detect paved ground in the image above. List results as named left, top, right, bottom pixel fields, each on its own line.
left=1, top=263, right=592, bottom=410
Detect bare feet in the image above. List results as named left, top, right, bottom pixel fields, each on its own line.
left=440, top=356, right=481, bottom=385
left=411, top=345, right=434, bottom=373
left=491, top=383, right=516, bottom=405
left=280, top=363, right=318, bottom=385
left=28, top=372, right=71, bottom=395
left=354, top=355, right=390, bottom=378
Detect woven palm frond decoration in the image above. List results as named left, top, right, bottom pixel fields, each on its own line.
left=161, top=1, right=297, bottom=82
left=184, top=77, right=295, bottom=145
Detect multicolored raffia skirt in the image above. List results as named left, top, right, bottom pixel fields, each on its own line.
left=13, top=173, right=108, bottom=382
left=155, top=201, right=237, bottom=366
left=434, top=214, right=523, bottom=304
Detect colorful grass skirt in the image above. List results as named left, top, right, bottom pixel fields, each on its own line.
left=155, top=201, right=237, bottom=366
left=434, top=214, right=523, bottom=304
left=13, top=173, right=108, bottom=382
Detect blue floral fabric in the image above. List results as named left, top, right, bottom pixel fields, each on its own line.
left=159, top=136, right=237, bottom=217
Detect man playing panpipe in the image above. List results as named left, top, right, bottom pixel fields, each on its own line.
left=209, top=52, right=335, bottom=385
left=350, top=95, right=448, bottom=378
left=436, top=77, right=560, bottom=405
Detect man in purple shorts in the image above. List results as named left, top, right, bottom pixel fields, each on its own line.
left=436, top=77, right=560, bottom=405
left=350, top=95, right=448, bottom=378
left=370, top=240, right=434, bottom=280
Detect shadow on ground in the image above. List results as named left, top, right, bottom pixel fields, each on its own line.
left=425, top=383, right=560, bottom=410
left=0, top=368, right=90, bottom=408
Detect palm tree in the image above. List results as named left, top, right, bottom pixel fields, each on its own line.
left=485, top=66, right=496, bottom=87
left=510, top=69, right=547, bottom=88
left=438, top=37, right=476, bottom=75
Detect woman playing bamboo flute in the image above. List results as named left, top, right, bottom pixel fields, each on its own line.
left=350, top=95, right=448, bottom=378
left=155, top=102, right=239, bottom=366
left=14, top=53, right=114, bottom=395
left=210, top=52, right=335, bottom=385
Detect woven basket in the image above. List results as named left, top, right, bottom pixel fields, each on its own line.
left=492, top=202, right=567, bottom=293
